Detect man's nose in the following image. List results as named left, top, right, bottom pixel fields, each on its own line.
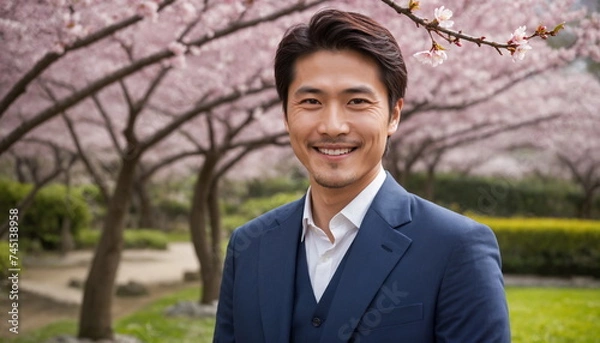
left=317, top=104, right=350, bottom=137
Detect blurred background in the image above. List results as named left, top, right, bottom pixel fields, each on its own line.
left=1, top=0, right=599, bottom=342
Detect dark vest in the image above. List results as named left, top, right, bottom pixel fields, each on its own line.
left=291, top=241, right=353, bottom=342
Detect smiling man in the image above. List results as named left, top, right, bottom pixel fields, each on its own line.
left=214, top=9, right=510, bottom=343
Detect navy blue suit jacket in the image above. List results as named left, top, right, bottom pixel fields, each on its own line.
left=214, top=174, right=510, bottom=342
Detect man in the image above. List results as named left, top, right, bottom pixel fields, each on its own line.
left=214, top=9, right=510, bottom=343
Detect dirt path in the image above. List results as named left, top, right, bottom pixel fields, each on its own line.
left=0, top=242, right=200, bottom=338
left=0, top=281, right=194, bottom=337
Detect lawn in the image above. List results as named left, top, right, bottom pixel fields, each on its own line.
left=508, top=287, right=600, bottom=343
left=8, top=287, right=600, bottom=342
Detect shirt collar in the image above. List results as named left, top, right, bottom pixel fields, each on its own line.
left=301, top=167, right=387, bottom=241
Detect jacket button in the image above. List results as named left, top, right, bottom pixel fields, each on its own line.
left=312, top=317, right=322, bottom=327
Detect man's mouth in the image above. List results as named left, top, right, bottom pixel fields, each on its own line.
left=316, top=148, right=355, bottom=156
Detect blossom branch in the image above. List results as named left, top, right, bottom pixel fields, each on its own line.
left=380, top=0, right=564, bottom=66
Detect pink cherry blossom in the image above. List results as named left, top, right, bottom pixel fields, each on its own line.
left=512, top=42, right=533, bottom=61
left=414, top=43, right=448, bottom=67
left=507, top=26, right=533, bottom=61
left=63, top=12, right=86, bottom=38
left=137, top=1, right=159, bottom=22
left=509, top=26, right=528, bottom=45
left=434, top=6, right=454, bottom=29
left=168, top=41, right=187, bottom=56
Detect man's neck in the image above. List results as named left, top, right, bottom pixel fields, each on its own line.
left=309, top=169, right=381, bottom=236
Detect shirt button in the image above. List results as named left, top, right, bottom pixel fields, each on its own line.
left=312, top=317, right=322, bottom=327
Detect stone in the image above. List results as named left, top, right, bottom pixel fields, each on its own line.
left=115, top=280, right=149, bottom=297
left=68, top=278, right=85, bottom=289
left=164, top=300, right=217, bottom=318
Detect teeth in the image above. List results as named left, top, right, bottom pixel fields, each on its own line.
left=318, top=148, right=353, bottom=156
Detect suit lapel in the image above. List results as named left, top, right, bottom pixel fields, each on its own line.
left=321, top=174, right=414, bottom=342
left=258, top=199, right=304, bottom=343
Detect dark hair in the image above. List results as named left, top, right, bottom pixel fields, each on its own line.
left=274, top=9, right=407, bottom=115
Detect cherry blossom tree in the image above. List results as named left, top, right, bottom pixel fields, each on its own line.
left=2, top=0, right=599, bottom=341
left=2, top=0, right=326, bottom=339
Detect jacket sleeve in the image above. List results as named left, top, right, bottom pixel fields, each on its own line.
left=435, top=223, right=511, bottom=342
left=213, top=230, right=238, bottom=343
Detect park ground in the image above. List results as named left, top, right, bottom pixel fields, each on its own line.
left=2, top=242, right=599, bottom=340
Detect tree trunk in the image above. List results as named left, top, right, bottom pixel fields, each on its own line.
left=189, top=154, right=220, bottom=305
left=425, top=164, right=436, bottom=201
left=203, top=179, right=223, bottom=303
left=578, top=188, right=596, bottom=219
left=60, top=170, right=75, bottom=256
left=78, top=154, right=139, bottom=340
left=135, top=178, right=155, bottom=228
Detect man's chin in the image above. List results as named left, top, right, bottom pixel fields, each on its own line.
left=313, top=175, right=356, bottom=189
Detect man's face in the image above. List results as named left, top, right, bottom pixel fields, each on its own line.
left=285, top=49, right=402, bottom=191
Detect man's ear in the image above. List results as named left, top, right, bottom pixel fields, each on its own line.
left=388, top=98, right=403, bottom=135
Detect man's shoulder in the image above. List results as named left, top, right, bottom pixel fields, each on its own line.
left=402, top=191, right=493, bottom=239
left=234, top=196, right=304, bottom=235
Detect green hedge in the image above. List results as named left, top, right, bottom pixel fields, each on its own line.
left=0, top=179, right=91, bottom=250
left=76, top=228, right=168, bottom=250
left=472, top=216, right=600, bottom=278
left=404, top=173, right=597, bottom=218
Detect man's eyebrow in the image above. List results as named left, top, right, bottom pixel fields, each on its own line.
left=293, top=85, right=376, bottom=96
left=293, top=86, right=324, bottom=96
left=342, top=86, right=376, bottom=96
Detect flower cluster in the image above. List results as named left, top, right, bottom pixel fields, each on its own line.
left=507, top=26, right=532, bottom=61
left=414, top=42, right=447, bottom=67
left=433, top=6, right=454, bottom=29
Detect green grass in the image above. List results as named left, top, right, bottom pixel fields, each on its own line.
left=115, top=287, right=215, bottom=343
left=507, top=287, right=600, bottom=343
left=10, top=287, right=600, bottom=342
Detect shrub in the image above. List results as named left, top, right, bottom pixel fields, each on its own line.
left=0, top=179, right=91, bottom=250
left=472, top=216, right=600, bottom=278
left=76, top=228, right=168, bottom=250
left=404, top=173, right=596, bottom=218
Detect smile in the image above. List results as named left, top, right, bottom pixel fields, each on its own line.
left=316, top=148, right=354, bottom=156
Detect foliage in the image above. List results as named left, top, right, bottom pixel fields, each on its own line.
left=404, top=173, right=597, bottom=218
left=0, top=179, right=91, bottom=250
left=77, top=228, right=168, bottom=250
left=243, top=176, right=308, bottom=199
left=10, top=286, right=600, bottom=343
left=156, top=197, right=191, bottom=219
left=473, top=216, right=600, bottom=277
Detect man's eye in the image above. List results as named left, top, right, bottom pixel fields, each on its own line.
left=349, top=98, right=370, bottom=105
left=300, top=98, right=320, bottom=105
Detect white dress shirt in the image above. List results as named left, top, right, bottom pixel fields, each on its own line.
left=301, top=167, right=387, bottom=302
